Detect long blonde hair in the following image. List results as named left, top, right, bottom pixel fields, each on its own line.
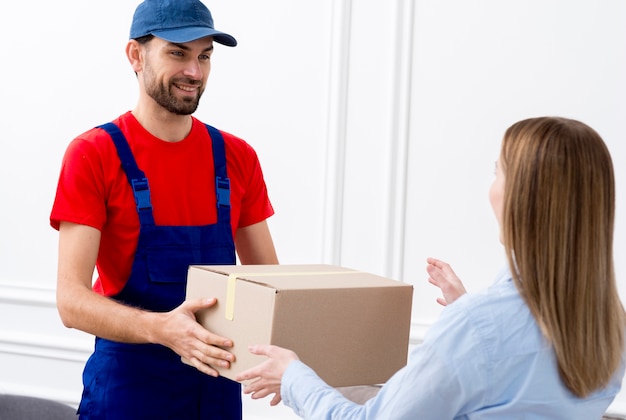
left=500, top=117, right=624, bottom=397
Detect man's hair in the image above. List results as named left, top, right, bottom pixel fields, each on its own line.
left=134, top=34, right=155, bottom=45
left=500, top=116, right=624, bottom=397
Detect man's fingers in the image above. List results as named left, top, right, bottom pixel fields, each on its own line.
left=202, top=330, right=234, bottom=349
left=183, top=297, right=218, bottom=314
left=192, top=346, right=234, bottom=367
left=187, top=356, right=219, bottom=378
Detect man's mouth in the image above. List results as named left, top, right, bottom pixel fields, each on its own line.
left=174, top=83, right=198, bottom=93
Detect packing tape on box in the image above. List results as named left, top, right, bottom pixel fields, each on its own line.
left=225, top=271, right=362, bottom=321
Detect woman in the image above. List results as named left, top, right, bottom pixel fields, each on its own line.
left=236, top=117, right=626, bottom=419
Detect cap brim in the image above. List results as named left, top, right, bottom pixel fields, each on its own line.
left=152, top=27, right=237, bottom=47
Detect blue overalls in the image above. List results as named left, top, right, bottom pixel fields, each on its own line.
left=77, top=122, right=241, bottom=419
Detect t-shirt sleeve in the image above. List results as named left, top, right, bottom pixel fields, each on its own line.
left=223, top=132, right=275, bottom=228
left=50, top=132, right=109, bottom=231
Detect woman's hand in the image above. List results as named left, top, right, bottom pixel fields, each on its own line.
left=235, top=344, right=299, bottom=406
left=427, top=257, right=467, bottom=306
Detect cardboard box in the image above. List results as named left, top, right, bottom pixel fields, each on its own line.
left=185, top=264, right=413, bottom=387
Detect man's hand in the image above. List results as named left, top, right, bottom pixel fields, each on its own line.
left=426, top=257, right=467, bottom=306
left=235, top=344, right=299, bottom=406
left=156, top=297, right=235, bottom=377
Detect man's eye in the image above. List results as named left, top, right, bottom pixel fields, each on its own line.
left=199, top=54, right=211, bottom=61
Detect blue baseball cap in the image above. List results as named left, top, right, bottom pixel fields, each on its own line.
left=129, top=0, right=237, bottom=47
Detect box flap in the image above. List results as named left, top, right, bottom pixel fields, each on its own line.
left=189, top=264, right=406, bottom=290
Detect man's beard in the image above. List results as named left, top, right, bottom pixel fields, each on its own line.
left=144, top=66, right=204, bottom=115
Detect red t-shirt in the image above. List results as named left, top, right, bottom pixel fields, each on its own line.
left=50, top=112, right=274, bottom=296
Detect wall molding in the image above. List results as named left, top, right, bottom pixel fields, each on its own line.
left=0, top=331, right=91, bottom=363
left=0, top=283, right=88, bottom=407
left=321, top=0, right=352, bottom=265
left=0, top=282, right=57, bottom=307
left=409, top=320, right=428, bottom=345
left=0, top=283, right=92, bottom=361
left=382, top=0, right=415, bottom=282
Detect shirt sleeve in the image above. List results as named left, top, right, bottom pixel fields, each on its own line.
left=280, top=298, right=490, bottom=419
left=50, top=133, right=110, bottom=231
left=222, top=131, right=275, bottom=228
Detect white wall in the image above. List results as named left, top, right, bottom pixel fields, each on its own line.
left=1, top=0, right=625, bottom=418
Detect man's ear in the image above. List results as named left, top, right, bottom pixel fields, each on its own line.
left=126, top=40, right=144, bottom=74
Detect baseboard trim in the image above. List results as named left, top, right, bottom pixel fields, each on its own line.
left=0, top=331, right=91, bottom=363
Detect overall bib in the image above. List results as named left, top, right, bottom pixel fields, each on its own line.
left=78, top=123, right=241, bottom=420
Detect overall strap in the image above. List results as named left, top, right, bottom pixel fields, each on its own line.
left=205, top=124, right=231, bottom=224
left=97, top=122, right=155, bottom=226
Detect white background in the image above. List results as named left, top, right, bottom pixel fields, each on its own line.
left=0, top=0, right=625, bottom=418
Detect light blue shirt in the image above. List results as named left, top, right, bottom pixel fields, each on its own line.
left=281, top=267, right=625, bottom=419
